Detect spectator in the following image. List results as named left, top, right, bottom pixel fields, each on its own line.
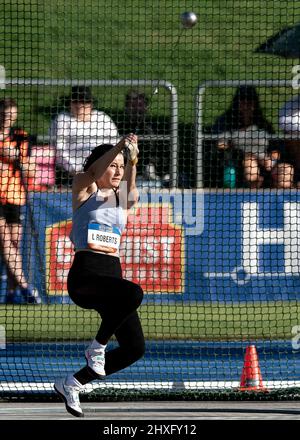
left=279, top=94, right=300, bottom=134
left=243, top=152, right=265, bottom=188
left=278, top=94, right=300, bottom=178
left=0, top=98, right=41, bottom=304
left=49, top=85, right=119, bottom=186
left=271, top=162, right=297, bottom=189
left=117, top=89, right=171, bottom=187
left=243, top=159, right=297, bottom=189
left=208, top=85, right=278, bottom=188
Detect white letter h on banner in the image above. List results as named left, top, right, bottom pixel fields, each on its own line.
left=242, top=202, right=300, bottom=277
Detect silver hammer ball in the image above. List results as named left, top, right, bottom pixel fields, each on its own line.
left=180, top=11, right=198, bottom=29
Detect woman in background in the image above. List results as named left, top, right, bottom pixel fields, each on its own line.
left=211, top=85, right=278, bottom=188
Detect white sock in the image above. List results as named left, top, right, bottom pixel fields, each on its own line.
left=89, top=339, right=107, bottom=351
left=65, top=374, right=83, bottom=388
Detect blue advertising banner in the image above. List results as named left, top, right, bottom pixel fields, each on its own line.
left=1, top=189, right=299, bottom=304
left=199, top=190, right=300, bottom=302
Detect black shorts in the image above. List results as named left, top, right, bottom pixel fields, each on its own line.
left=0, top=203, right=22, bottom=224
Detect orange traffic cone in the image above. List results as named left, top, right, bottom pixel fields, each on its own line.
left=239, top=345, right=267, bottom=392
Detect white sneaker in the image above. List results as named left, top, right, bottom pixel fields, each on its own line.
left=54, top=378, right=83, bottom=418
left=85, top=347, right=106, bottom=378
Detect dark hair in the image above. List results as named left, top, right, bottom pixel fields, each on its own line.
left=83, top=144, right=125, bottom=171
left=125, top=89, right=149, bottom=107
left=70, top=85, right=94, bottom=103
left=220, top=85, right=274, bottom=133
left=231, top=85, right=260, bottom=116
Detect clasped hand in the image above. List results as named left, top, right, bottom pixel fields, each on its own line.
left=124, top=133, right=139, bottom=162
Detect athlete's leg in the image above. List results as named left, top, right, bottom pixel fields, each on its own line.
left=55, top=259, right=144, bottom=415
left=103, top=310, right=145, bottom=375
left=74, top=310, right=145, bottom=385
left=54, top=310, right=145, bottom=416
left=68, top=275, right=143, bottom=344
left=94, top=279, right=143, bottom=345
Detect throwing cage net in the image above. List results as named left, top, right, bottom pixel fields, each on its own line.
left=0, top=0, right=300, bottom=401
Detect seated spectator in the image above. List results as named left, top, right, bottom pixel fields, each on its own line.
left=278, top=94, right=300, bottom=178
left=242, top=150, right=281, bottom=189
left=243, top=159, right=297, bottom=189
left=207, top=85, right=278, bottom=188
left=0, top=98, right=41, bottom=304
left=117, top=89, right=171, bottom=187
left=49, top=85, right=119, bottom=186
left=279, top=94, right=300, bottom=134
left=243, top=153, right=265, bottom=188
left=271, top=162, right=298, bottom=189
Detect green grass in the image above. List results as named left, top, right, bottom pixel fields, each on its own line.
left=0, top=301, right=299, bottom=341
left=0, top=1, right=299, bottom=134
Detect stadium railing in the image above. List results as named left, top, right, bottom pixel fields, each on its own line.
left=4, top=78, right=179, bottom=187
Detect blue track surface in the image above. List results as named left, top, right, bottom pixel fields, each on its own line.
left=0, top=340, right=299, bottom=385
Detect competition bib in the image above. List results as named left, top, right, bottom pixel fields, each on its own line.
left=87, top=223, right=121, bottom=253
